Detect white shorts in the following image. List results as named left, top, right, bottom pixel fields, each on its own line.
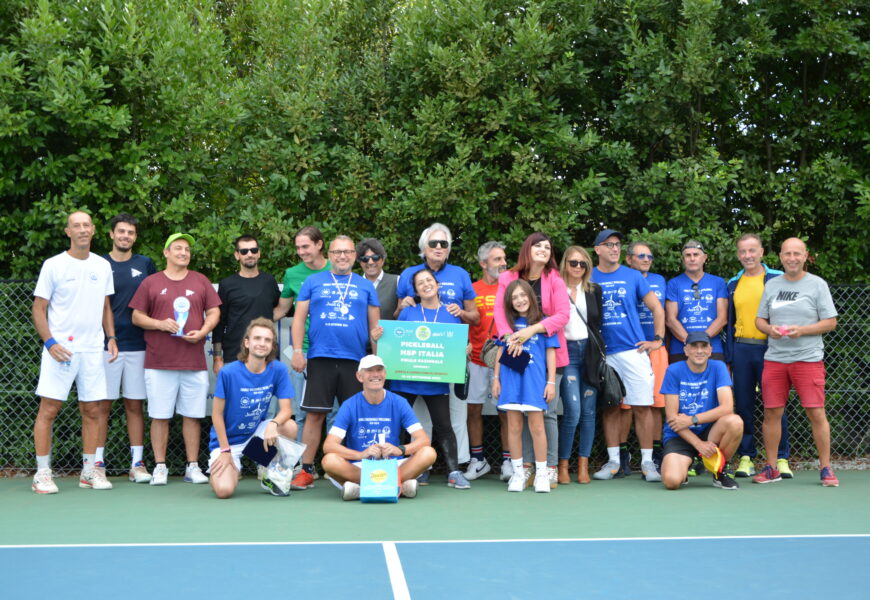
left=605, top=349, right=654, bottom=407
left=207, top=420, right=268, bottom=472
left=466, top=362, right=495, bottom=406
left=36, top=348, right=107, bottom=402
left=145, top=369, right=208, bottom=419
left=104, top=351, right=147, bottom=400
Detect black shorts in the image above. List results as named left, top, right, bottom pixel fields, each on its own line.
left=663, top=428, right=710, bottom=459
left=301, top=357, right=361, bottom=412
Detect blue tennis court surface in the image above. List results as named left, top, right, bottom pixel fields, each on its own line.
left=3, top=535, right=866, bottom=599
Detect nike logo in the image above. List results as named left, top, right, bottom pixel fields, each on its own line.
left=771, top=297, right=805, bottom=310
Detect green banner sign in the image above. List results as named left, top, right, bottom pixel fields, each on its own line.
left=378, top=320, right=469, bottom=383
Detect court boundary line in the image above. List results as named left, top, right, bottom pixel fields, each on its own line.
left=2, top=533, right=868, bottom=549
left=382, top=542, right=411, bottom=600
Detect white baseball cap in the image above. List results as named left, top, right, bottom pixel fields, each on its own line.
left=357, top=354, right=385, bottom=371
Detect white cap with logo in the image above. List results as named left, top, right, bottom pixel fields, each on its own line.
left=357, top=354, right=385, bottom=372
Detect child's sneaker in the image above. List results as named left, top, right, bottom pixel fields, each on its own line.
left=507, top=470, right=525, bottom=492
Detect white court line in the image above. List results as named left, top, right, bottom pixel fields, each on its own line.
left=1, top=533, right=868, bottom=549
left=382, top=542, right=411, bottom=600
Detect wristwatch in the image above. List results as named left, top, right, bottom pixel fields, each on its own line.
left=397, top=444, right=407, bottom=457
left=653, top=335, right=663, bottom=343
left=691, top=414, right=699, bottom=426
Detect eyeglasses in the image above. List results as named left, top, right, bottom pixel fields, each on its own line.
left=691, top=283, right=700, bottom=300
left=359, top=254, right=383, bottom=263
left=329, top=249, right=356, bottom=256
left=237, top=247, right=259, bottom=255
left=567, top=260, right=588, bottom=269
left=632, top=253, right=653, bottom=261
left=599, top=242, right=621, bottom=249
left=427, top=240, right=449, bottom=249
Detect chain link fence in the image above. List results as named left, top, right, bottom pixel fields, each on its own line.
left=1, top=280, right=867, bottom=475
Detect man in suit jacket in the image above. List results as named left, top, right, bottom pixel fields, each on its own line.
left=356, top=238, right=398, bottom=323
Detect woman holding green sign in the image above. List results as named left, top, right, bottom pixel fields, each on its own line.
left=391, top=268, right=470, bottom=490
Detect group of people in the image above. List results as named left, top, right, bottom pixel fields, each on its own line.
left=30, top=211, right=841, bottom=500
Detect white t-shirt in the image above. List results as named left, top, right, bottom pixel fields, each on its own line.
left=564, top=284, right=589, bottom=341
left=34, top=252, right=114, bottom=352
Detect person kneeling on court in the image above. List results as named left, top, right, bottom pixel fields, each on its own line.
left=322, top=355, right=437, bottom=501
left=208, top=318, right=298, bottom=499
left=660, top=332, right=743, bottom=491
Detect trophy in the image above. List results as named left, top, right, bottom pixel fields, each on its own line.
left=172, top=296, right=191, bottom=337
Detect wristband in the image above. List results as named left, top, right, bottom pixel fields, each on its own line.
left=547, top=381, right=556, bottom=385
left=220, top=447, right=231, bottom=453
left=44, top=337, right=58, bottom=350
left=397, top=444, right=406, bottom=457
left=107, top=336, right=118, bottom=341
left=269, top=420, right=279, bottom=426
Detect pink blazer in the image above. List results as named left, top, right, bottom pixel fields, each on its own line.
left=493, top=268, right=570, bottom=368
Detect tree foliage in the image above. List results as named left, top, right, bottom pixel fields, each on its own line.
left=1, top=0, right=867, bottom=282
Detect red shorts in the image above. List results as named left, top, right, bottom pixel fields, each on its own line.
left=761, top=360, right=826, bottom=409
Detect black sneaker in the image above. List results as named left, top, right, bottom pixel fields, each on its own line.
left=619, top=447, right=633, bottom=476
left=260, top=475, right=289, bottom=497
left=688, top=455, right=706, bottom=477
left=713, top=471, right=739, bottom=490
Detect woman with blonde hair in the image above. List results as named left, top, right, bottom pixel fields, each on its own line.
left=557, top=246, right=604, bottom=483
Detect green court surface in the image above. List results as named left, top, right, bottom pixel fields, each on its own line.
left=2, top=470, right=867, bottom=545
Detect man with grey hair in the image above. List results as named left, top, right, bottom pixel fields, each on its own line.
left=357, top=237, right=398, bottom=324
left=289, top=235, right=382, bottom=490
left=395, top=223, right=479, bottom=474
left=465, top=241, right=511, bottom=480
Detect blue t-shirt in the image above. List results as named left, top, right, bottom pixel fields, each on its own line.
left=104, top=254, right=157, bottom=351
left=396, top=263, right=476, bottom=309
left=660, top=359, right=732, bottom=443
left=209, top=360, right=294, bottom=450
left=636, top=272, right=665, bottom=341
left=297, top=271, right=379, bottom=361
left=497, top=317, right=560, bottom=411
left=591, top=266, right=651, bottom=354
left=666, top=273, right=728, bottom=354
left=390, top=304, right=463, bottom=396
left=329, top=390, right=422, bottom=453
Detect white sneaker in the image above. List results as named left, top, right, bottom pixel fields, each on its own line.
left=593, top=460, right=621, bottom=480
left=80, top=468, right=113, bottom=490
left=184, top=463, right=208, bottom=484
left=32, top=468, right=58, bottom=494
left=401, top=479, right=418, bottom=499
left=534, top=470, right=551, bottom=493
left=548, top=466, right=558, bottom=489
left=641, top=460, right=662, bottom=482
left=465, top=458, right=491, bottom=481
left=507, top=470, right=525, bottom=492
left=150, top=464, right=169, bottom=486
left=342, top=481, right=360, bottom=501
left=500, top=459, right=514, bottom=482
left=128, top=463, right=152, bottom=484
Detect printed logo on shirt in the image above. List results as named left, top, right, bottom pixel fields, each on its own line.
left=185, top=289, right=195, bottom=296
left=771, top=290, right=805, bottom=310
left=89, top=271, right=98, bottom=282
left=131, top=268, right=142, bottom=278
left=160, top=288, right=167, bottom=295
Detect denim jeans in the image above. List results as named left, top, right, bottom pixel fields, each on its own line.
left=558, top=339, right=597, bottom=459
left=732, top=342, right=789, bottom=458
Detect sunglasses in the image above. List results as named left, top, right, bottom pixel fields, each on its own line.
left=428, top=240, right=449, bottom=249
left=633, top=253, right=654, bottom=260
left=567, top=260, right=588, bottom=269
left=359, top=254, right=383, bottom=263
left=237, top=247, right=259, bottom=255
left=691, top=283, right=701, bottom=300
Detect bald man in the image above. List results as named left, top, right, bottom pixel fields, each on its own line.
left=32, top=211, right=118, bottom=494
left=753, top=238, right=839, bottom=486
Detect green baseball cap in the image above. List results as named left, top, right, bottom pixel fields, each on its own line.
left=164, top=232, right=195, bottom=249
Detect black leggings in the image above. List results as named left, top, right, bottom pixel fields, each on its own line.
left=396, top=392, right=458, bottom=473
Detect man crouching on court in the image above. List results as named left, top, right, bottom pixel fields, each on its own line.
left=208, top=318, right=297, bottom=499
left=322, top=355, right=437, bottom=501
left=660, top=332, right=743, bottom=490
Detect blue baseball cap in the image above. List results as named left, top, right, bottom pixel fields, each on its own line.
left=685, top=331, right=711, bottom=345
left=594, top=229, right=624, bottom=246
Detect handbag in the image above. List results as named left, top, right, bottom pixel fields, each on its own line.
left=479, top=319, right=499, bottom=368
left=570, top=291, right=624, bottom=408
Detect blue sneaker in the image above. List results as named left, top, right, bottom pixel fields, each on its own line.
left=417, top=469, right=430, bottom=486
left=447, top=470, right=471, bottom=489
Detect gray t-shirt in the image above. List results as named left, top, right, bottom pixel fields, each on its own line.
left=757, top=273, right=837, bottom=363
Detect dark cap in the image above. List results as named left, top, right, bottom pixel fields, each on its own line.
left=682, top=239, right=706, bottom=253
left=594, top=229, right=624, bottom=246
left=685, top=331, right=711, bottom=345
